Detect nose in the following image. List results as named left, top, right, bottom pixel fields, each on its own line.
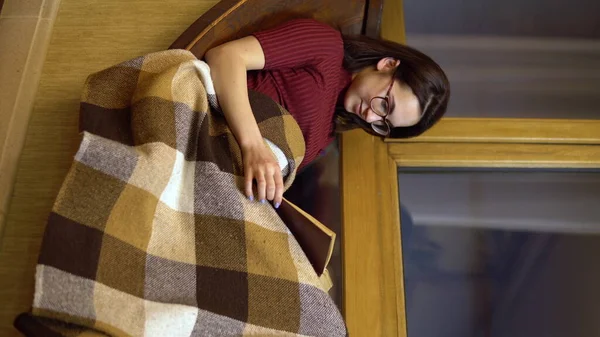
left=362, top=104, right=383, bottom=123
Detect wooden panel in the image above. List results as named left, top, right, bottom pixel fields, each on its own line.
left=170, top=0, right=366, bottom=57
left=364, top=0, right=383, bottom=37
left=380, top=0, right=405, bottom=42
left=390, top=142, right=600, bottom=168
left=0, top=1, right=220, bottom=336
left=386, top=118, right=600, bottom=144
left=0, top=0, right=57, bottom=244
left=341, top=130, right=406, bottom=336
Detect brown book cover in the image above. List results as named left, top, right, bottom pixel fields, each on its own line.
left=275, top=197, right=336, bottom=276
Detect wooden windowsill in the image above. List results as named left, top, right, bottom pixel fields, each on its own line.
left=0, top=0, right=61, bottom=237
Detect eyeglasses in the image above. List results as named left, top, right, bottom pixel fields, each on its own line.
left=368, top=73, right=396, bottom=137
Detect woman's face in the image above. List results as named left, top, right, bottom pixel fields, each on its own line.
left=344, top=58, right=422, bottom=127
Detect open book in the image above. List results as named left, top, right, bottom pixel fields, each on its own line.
left=275, top=197, right=336, bottom=276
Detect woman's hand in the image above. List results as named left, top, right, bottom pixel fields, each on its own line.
left=242, top=143, right=284, bottom=208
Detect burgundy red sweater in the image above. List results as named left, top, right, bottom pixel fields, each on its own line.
left=248, top=19, right=352, bottom=169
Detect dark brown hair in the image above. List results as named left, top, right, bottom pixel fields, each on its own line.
left=335, top=35, right=450, bottom=138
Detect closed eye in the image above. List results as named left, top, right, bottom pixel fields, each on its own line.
left=388, top=95, right=396, bottom=117
left=381, top=99, right=389, bottom=112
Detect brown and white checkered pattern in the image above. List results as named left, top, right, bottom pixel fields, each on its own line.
left=15, top=50, right=346, bottom=337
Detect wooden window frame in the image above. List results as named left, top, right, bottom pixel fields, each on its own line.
left=341, top=1, right=600, bottom=335
left=341, top=125, right=600, bottom=337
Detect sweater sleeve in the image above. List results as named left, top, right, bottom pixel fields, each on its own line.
left=252, top=19, right=344, bottom=70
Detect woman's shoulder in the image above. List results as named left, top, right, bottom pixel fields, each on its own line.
left=275, top=18, right=340, bottom=33
left=255, top=18, right=343, bottom=45
left=251, top=18, right=345, bottom=71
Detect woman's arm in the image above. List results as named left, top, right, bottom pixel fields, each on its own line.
left=205, top=36, right=284, bottom=207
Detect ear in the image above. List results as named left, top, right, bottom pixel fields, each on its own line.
left=376, top=57, right=400, bottom=72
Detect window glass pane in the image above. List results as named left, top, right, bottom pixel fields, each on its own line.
left=398, top=169, right=600, bottom=337
left=404, top=0, right=600, bottom=119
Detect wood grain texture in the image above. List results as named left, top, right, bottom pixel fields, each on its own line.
left=0, top=0, right=58, bottom=243
left=390, top=142, right=600, bottom=168
left=380, top=0, right=405, bottom=42
left=0, top=19, right=56, bottom=239
left=0, top=1, right=219, bottom=335
left=341, top=1, right=407, bottom=336
left=386, top=118, right=600, bottom=144
left=341, top=130, right=406, bottom=337
left=170, top=0, right=366, bottom=58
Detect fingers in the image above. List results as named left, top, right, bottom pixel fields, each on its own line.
left=255, top=170, right=267, bottom=203
left=273, top=170, right=284, bottom=209
left=247, top=164, right=283, bottom=208
left=244, top=168, right=254, bottom=201
left=265, top=167, right=276, bottom=202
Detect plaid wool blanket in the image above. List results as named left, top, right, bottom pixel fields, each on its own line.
left=15, top=50, right=346, bottom=337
